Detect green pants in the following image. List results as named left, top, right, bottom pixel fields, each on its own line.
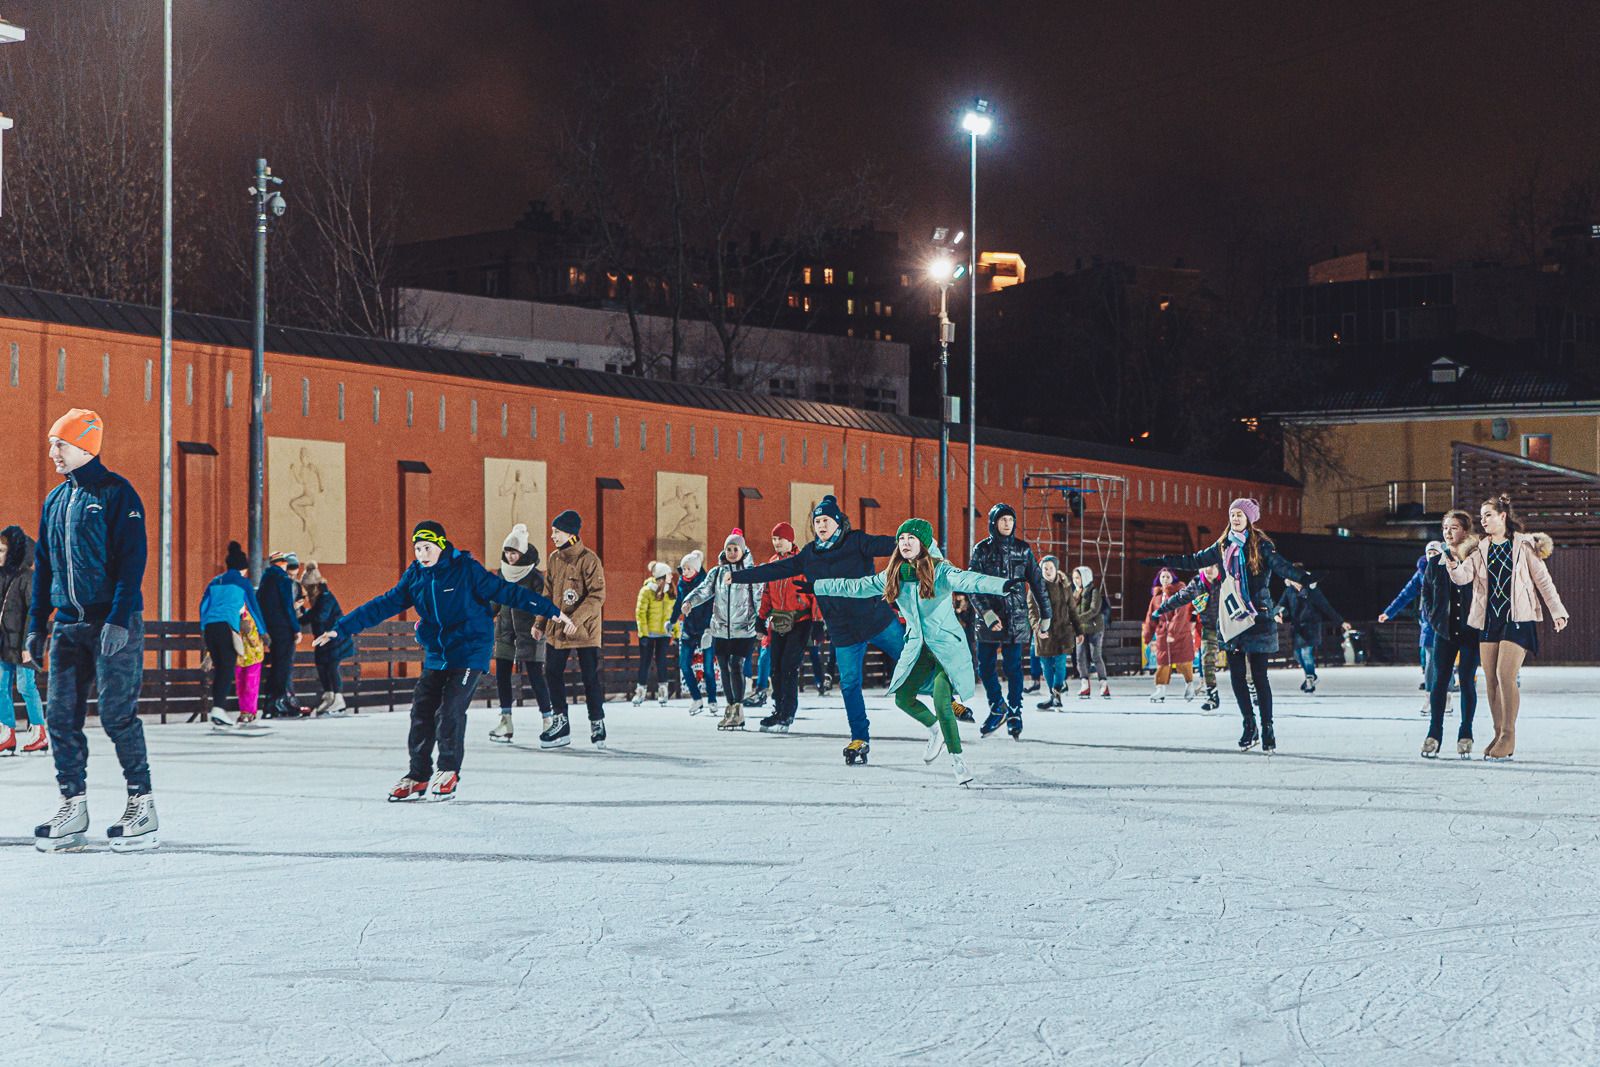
left=893, top=648, right=962, bottom=755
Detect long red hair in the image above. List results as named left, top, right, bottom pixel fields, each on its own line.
left=882, top=545, right=937, bottom=602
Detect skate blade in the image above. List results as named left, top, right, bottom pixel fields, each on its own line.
left=35, top=832, right=89, bottom=853
left=1238, top=741, right=1259, bottom=752
left=387, top=793, right=427, bottom=803
left=957, top=776, right=975, bottom=786
left=430, top=792, right=456, bottom=802
left=592, top=740, right=608, bottom=749
left=539, top=737, right=572, bottom=749
left=107, top=833, right=159, bottom=853
left=488, top=735, right=514, bottom=744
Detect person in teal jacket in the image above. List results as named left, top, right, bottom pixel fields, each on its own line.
left=807, top=518, right=1020, bottom=785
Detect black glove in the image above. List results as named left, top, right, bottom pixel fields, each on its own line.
left=755, top=616, right=768, bottom=634
left=25, top=631, right=46, bottom=664
left=792, top=575, right=813, bottom=597
left=1002, top=577, right=1025, bottom=595
left=1138, top=556, right=1164, bottom=567
left=100, top=623, right=130, bottom=657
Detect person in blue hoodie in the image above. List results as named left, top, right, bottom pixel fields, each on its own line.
left=198, top=541, right=269, bottom=729
left=318, top=520, right=574, bottom=802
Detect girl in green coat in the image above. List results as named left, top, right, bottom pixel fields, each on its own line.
left=809, top=518, right=1019, bottom=785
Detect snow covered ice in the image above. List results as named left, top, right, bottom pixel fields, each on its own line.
left=5, top=665, right=1599, bottom=1066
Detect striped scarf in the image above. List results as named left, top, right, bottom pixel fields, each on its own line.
left=1222, top=531, right=1258, bottom=622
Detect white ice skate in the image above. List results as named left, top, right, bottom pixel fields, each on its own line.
left=689, top=699, right=706, bottom=716
left=310, top=691, right=335, bottom=716
left=923, top=722, right=947, bottom=763
left=209, top=705, right=237, bottom=728
left=429, top=771, right=459, bottom=800
left=1183, top=681, right=1196, bottom=702
left=632, top=684, right=646, bottom=707
left=323, top=693, right=348, bottom=716
left=489, top=713, right=514, bottom=743
left=35, top=795, right=89, bottom=852
left=1149, top=685, right=1167, bottom=704
left=657, top=687, right=669, bottom=707
left=1099, top=682, right=1111, bottom=699
left=951, top=752, right=974, bottom=786
left=106, top=793, right=159, bottom=853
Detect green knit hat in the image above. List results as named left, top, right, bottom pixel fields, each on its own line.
left=896, top=517, right=934, bottom=552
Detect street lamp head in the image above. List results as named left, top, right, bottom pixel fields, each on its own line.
left=962, top=99, right=993, bottom=137
left=928, top=258, right=967, bottom=285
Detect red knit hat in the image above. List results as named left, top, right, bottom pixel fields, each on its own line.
left=772, top=521, right=796, bottom=542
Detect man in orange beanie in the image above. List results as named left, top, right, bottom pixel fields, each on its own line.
left=30, top=409, right=158, bottom=853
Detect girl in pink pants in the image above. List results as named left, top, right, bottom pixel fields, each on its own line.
left=234, top=609, right=266, bottom=722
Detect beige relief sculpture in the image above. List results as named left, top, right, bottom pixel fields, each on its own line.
left=656, top=472, right=707, bottom=564
left=789, top=481, right=835, bottom=544
left=268, top=437, right=347, bottom=564
left=484, top=458, right=548, bottom=563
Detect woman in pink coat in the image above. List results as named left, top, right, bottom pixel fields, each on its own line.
left=1444, top=495, right=1569, bottom=760
left=1142, top=567, right=1197, bottom=702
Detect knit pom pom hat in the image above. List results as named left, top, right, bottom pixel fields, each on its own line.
left=895, top=517, right=934, bottom=553
left=1228, top=498, right=1261, bottom=524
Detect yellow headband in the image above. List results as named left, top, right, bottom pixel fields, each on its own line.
left=412, top=529, right=447, bottom=547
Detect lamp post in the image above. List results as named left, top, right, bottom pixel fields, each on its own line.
left=960, top=99, right=991, bottom=560
left=158, top=0, right=173, bottom=632
left=248, top=160, right=285, bottom=581
left=928, top=227, right=968, bottom=552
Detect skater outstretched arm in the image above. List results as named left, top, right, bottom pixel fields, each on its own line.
left=811, top=571, right=888, bottom=600
left=465, top=560, right=569, bottom=626
left=1142, top=541, right=1224, bottom=573
left=328, top=581, right=415, bottom=638
left=1380, top=559, right=1426, bottom=618
left=731, top=554, right=801, bottom=585
left=940, top=567, right=1010, bottom=597
left=1153, top=575, right=1205, bottom=616
left=679, top=568, right=721, bottom=611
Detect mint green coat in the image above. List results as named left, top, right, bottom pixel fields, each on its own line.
left=815, top=561, right=1007, bottom=702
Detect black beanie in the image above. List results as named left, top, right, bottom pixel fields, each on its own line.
left=412, top=520, right=449, bottom=547
left=225, top=541, right=249, bottom=571
left=552, top=509, right=582, bottom=536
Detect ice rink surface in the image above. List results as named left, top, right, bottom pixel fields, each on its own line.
left=4, top=665, right=1598, bottom=1067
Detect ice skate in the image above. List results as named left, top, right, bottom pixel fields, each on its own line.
left=953, top=701, right=974, bottom=723
left=234, top=713, right=272, bottom=734
left=1149, top=684, right=1167, bottom=704
left=1006, top=708, right=1023, bottom=741
left=1078, top=680, right=1092, bottom=699
left=689, top=698, right=707, bottom=716
left=1201, top=688, right=1220, bottom=712
left=489, top=713, right=514, bottom=743
left=388, top=777, right=428, bottom=802
left=951, top=752, right=974, bottom=786
left=631, top=683, right=646, bottom=707
left=429, top=770, right=459, bottom=800
left=1099, top=682, right=1112, bottom=699
left=21, top=724, right=49, bottom=753
left=979, top=706, right=1008, bottom=738
left=745, top=688, right=768, bottom=709
left=758, top=711, right=790, bottom=733
left=1421, top=736, right=1440, bottom=759
left=320, top=693, right=349, bottom=717
left=209, top=704, right=236, bottom=728
left=1036, top=688, right=1062, bottom=710
left=717, top=703, right=744, bottom=731
left=1238, top=719, right=1259, bottom=752
left=843, top=739, right=869, bottom=766
left=0, top=724, right=14, bottom=756
left=590, top=719, right=608, bottom=748
left=1183, top=681, right=1196, bottom=702
left=310, top=691, right=335, bottom=716
left=1419, top=699, right=1430, bottom=717
left=1023, top=680, right=1041, bottom=696
left=1260, top=726, right=1276, bottom=754
left=656, top=687, right=668, bottom=707
left=106, top=793, right=159, bottom=853
left=539, top=712, right=572, bottom=749
left=34, top=795, right=89, bottom=853
left=1457, top=738, right=1473, bottom=758
left=923, top=722, right=947, bottom=763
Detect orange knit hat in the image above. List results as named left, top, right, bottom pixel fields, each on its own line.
left=49, top=408, right=104, bottom=456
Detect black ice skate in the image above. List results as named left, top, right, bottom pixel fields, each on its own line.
left=1260, top=726, right=1276, bottom=754
left=1006, top=706, right=1023, bottom=740
left=843, top=739, right=869, bottom=766
left=539, top=713, right=572, bottom=749
left=979, top=707, right=1008, bottom=738
left=744, top=688, right=768, bottom=709
left=758, top=711, right=790, bottom=733
left=1201, top=688, right=1220, bottom=711
left=590, top=719, right=608, bottom=749
left=1238, top=719, right=1259, bottom=751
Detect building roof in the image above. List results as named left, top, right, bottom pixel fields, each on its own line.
left=1267, top=354, right=1599, bottom=419
left=0, top=281, right=1297, bottom=486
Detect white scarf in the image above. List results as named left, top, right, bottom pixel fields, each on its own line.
left=501, top=559, right=534, bottom=583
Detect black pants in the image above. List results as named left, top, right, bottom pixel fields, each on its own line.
left=769, top=619, right=814, bottom=722
left=314, top=647, right=344, bottom=694
left=203, top=621, right=238, bottom=708
left=715, top=637, right=755, bottom=705
left=546, top=645, right=604, bottom=722
left=1228, top=651, right=1272, bottom=729
left=408, top=667, right=482, bottom=779
left=636, top=636, right=671, bottom=687
left=496, top=656, right=551, bottom=712
left=1429, top=631, right=1481, bottom=742
left=263, top=627, right=297, bottom=704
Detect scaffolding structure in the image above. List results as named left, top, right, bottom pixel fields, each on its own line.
left=1020, top=472, right=1130, bottom=621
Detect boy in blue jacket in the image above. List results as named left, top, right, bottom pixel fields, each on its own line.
left=318, top=520, right=574, bottom=801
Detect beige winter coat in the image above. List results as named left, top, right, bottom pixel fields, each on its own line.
left=545, top=539, right=606, bottom=649
left=1448, top=532, right=1568, bottom=629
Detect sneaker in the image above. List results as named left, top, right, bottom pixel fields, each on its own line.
left=0, top=724, right=14, bottom=756
left=1421, top=737, right=1440, bottom=759
left=923, top=722, right=947, bottom=763
left=20, top=725, right=49, bottom=753
left=429, top=771, right=459, bottom=800
left=489, top=712, right=514, bottom=743
left=106, top=793, right=159, bottom=852
left=34, top=794, right=89, bottom=852
left=209, top=704, right=237, bottom=727
left=590, top=719, right=608, bottom=748
left=951, top=752, right=974, bottom=786
left=539, top=713, right=572, bottom=749
left=388, top=777, right=428, bottom=802
left=979, top=707, right=1008, bottom=737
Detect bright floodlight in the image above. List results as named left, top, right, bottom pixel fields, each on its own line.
left=962, top=100, right=992, bottom=137
left=928, top=258, right=967, bottom=285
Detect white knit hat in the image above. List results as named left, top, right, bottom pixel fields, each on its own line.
left=652, top=561, right=672, bottom=579
left=680, top=550, right=703, bottom=571
left=503, top=524, right=530, bottom=554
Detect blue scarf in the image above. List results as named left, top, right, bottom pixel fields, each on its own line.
left=1222, top=531, right=1258, bottom=622
left=815, top=528, right=843, bottom=552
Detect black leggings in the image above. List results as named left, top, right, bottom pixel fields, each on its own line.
left=496, top=657, right=551, bottom=713
left=1228, top=651, right=1272, bottom=727
left=204, top=621, right=238, bottom=709
left=715, top=637, right=754, bottom=704
left=636, top=636, right=671, bottom=687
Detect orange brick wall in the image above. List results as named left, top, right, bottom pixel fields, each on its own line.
left=0, top=316, right=1301, bottom=622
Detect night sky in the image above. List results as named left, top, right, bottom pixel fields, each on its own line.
left=9, top=0, right=1599, bottom=276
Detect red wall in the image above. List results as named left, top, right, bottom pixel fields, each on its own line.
left=0, top=317, right=1301, bottom=623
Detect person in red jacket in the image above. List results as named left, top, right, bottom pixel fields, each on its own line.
left=755, top=522, right=816, bottom=733
left=1142, top=567, right=1198, bottom=703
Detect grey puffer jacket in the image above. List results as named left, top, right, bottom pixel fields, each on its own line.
left=679, top=549, right=761, bottom=640
left=968, top=503, right=1049, bottom=645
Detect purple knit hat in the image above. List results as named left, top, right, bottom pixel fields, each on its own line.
left=1228, top=497, right=1261, bottom=524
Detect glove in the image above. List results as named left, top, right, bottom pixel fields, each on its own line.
left=100, top=623, right=130, bottom=657
left=792, top=575, right=813, bottom=597
left=1137, top=557, right=1163, bottom=567
left=1002, top=577, right=1026, bottom=595
left=25, top=631, right=46, bottom=664
left=755, top=616, right=768, bottom=635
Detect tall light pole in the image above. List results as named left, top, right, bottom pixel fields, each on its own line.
left=928, top=227, right=967, bottom=552
left=158, top=0, right=173, bottom=632
left=248, top=160, right=285, bottom=580
left=961, top=99, right=991, bottom=561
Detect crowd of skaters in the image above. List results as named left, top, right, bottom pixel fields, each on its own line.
left=10, top=407, right=1575, bottom=852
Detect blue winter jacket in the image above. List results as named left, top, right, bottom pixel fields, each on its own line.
left=1382, top=554, right=1432, bottom=646
left=31, top=456, right=147, bottom=632
left=669, top=569, right=714, bottom=645
left=199, top=571, right=267, bottom=634
left=258, top=564, right=300, bottom=635
left=333, top=547, right=562, bottom=672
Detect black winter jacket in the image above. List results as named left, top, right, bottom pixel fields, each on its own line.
left=1153, top=537, right=1307, bottom=655
left=259, top=565, right=301, bottom=636
left=731, top=528, right=897, bottom=647
left=1421, top=551, right=1477, bottom=641
left=1275, top=584, right=1344, bottom=650
left=0, top=526, right=35, bottom=664
left=301, top=588, right=355, bottom=661
left=968, top=505, right=1049, bottom=645
left=1155, top=571, right=1219, bottom=628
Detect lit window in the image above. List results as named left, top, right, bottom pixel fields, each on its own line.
left=725, top=291, right=738, bottom=309
left=873, top=301, right=881, bottom=315
left=846, top=270, right=855, bottom=285
left=884, top=304, right=893, bottom=318
left=846, top=298, right=856, bottom=315
left=900, top=274, right=910, bottom=287
left=884, top=333, right=892, bottom=342
left=802, top=296, right=813, bottom=313
left=823, top=267, right=835, bottom=285
left=786, top=292, right=799, bottom=308
left=873, top=330, right=882, bottom=340
left=802, top=267, right=813, bottom=285
left=846, top=328, right=854, bottom=337
left=1522, top=433, right=1552, bottom=462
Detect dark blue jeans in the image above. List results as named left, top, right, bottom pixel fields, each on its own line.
left=978, top=641, right=1026, bottom=712
left=833, top=619, right=906, bottom=742
left=47, top=614, right=150, bottom=797
left=1429, top=631, right=1480, bottom=742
